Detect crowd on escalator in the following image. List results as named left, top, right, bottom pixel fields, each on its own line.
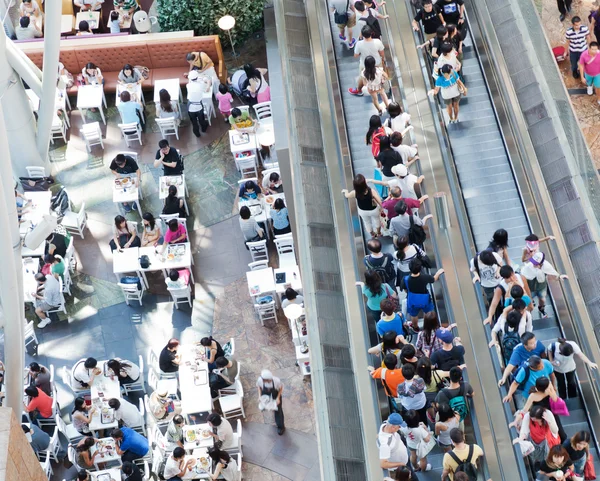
left=330, top=0, right=599, bottom=480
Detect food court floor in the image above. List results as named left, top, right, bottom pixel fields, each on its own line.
left=11, top=49, right=320, bottom=480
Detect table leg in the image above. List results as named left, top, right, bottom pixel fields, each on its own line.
left=99, top=106, right=106, bottom=125
left=81, top=108, right=88, bottom=124
left=183, top=198, right=189, bottom=216
left=65, top=95, right=71, bottom=110
left=189, top=267, right=195, bottom=284
left=115, top=273, right=121, bottom=283
left=139, top=270, right=149, bottom=289
left=102, top=90, right=107, bottom=108
left=178, top=85, right=183, bottom=104
left=62, top=110, right=70, bottom=128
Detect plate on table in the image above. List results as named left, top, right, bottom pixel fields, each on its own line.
left=121, top=177, right=132, bottom=186
left=166, top=253, right=175, bottom=261
left=186, top=429, right=197, bottom=443
left=201, top=429, right=212, bottom=439
left=188, top=458, right=197, bottom=468
left=265, top=196, right=275, bottom=205
left=200, top=457, right=210, bottom=469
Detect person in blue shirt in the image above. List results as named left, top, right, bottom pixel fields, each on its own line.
left=376, top=298, right=405, bottom=338
left=502, top=355, right=555, bottom=409
left=498, top=332, right=546, bottom=391
left=238, top=180, right=262, bottom=200
left=270, top=198, right=291, bottom=236
left=112, top=427, right=149, bottom=463
left=117, top=91, right=144, bottom=130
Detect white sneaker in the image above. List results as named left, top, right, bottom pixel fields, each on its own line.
left=588, top=85, right=594, bottom=96
left=425, top=464, right=432, bottom=472
left=38, top=318, right=51, bottom=329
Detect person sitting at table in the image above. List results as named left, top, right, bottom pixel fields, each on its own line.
left=114, top=0, right=138, bottom=16
left=46, top=230, right=68, bottom=258
left=163, top=219, right=188, bottom=246
left=166, top=414, right=185, bottom=448
left=28, top=362, right=52, bottom=395
left=271, top=198, right=291, bottom=236
left=159, top=338, right=181, bottom=373
left=32, top=272, right=62, bottom=329
left=229, top=107, right=250, bottom=131
left=81, top=62, right=103, bottom=85
left=108, top=398, right=143, bottom=428
left=200, top=336, right=225, bottom=371
left=15, top=189, right=30, bottom=220
left=22, top=424, right=50, bottom=456
left=111, top=427, right=149, bottom=463
left=118, top=64, right=143, bottom=85
left=162, top=185, right=186, bottom=218
left=165, top=269, right=190, bottom=289
left=77, top=470, right=90, bottom=481
left=149, top=388, right=181, bottom=422
left=140, top=213, right=161, bottom=247
left=207, top=412, right=235, bottom=449
left=122, top=461, right=143, bottom=481
left=77, top=20, right=94, bottom=35
left=72, top=396, right=95, bottom=435
left=23, top=386, right=53, bottom=425
left=117, top=90, right=144, bottom=130
left=74, top=0, right=103, bottom=12
left=75, top=437, right=99, bottom=469
left=207, top=447, right=240, bottom=481
left=20, top=0, right=41, bottom=18
left=110, top=153, right=141, bottom=212
left=239, top=206, right=264, bottom=244
left=262, top=171, right=283, bottom=194
left=72, top=357, right=101, bottom=389
left=156, top=89, right=181, bottom=125
left=106, top=358, right=140, bottom=385
left=110, top=215, right=141, bottom=251
left=41, top=254, right=65, bottom=280
left=209, top=356, right=239, bottom=399
left=282, top=288, right=304, bottom=309
left=165, top=447, right=195, bottom=481
left=15, top=16, right=42, bottom=40
left=154, top=139, right=183, bottom=175
left=186, top=70, right=210, bottom=138
left=238, top=180, right=263, bottom=201
left=108, top=10, right=121, bottom=33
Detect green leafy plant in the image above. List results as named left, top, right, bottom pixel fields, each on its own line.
left=157, top=0, right=264, bottom=47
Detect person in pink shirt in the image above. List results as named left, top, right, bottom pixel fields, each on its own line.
left=216, top=83, right=233, bottom=122
left=381, top=186, right=427, bottom=220
left=580, top=41, right=600, bottom=103
left=163, top=219, right=188, bottom=245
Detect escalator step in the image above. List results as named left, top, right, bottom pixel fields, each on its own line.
left=561, top=408, right=589, bottom=426
left=565, top=397, right=584, bottom=411
left=535, top=327, right=562, bottom=343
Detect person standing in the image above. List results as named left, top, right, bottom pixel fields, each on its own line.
left=412, top=0, right=444, bottom=40
left=331, top=0, right=357, bottom=48
left=377, top=413, right=409, bottom=471
left=185, top=71, right=209, bottom=138
left=441, top=429, right=484, bottom=481
left=257, top=370, right=285, bottom=435
left=565, top=16, right=590, bottom=79
left=342, top=174, right=383, bottom=238
left=580, top=41, right=600, bottom=103
left=557, top=0, right=572, bottom=22
left=428, top=64, right=466, bottom=124
left=548, top=338, right=598, bottom=399
left=348, top=26, right=385, bottom=96
left=520, top=252, right=568, bottom=318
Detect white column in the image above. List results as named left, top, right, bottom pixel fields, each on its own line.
left=0, top=103, right=25, bottom=413
left=36, top=0, right=61, bottom=161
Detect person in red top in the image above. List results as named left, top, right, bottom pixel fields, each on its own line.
left=382, top=186, right=426, bottom=219
left=580, top=41, right=600, bottom=103
left=24, top=386, right=53, bottom=423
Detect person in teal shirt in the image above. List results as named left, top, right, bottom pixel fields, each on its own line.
left=117, top=91, right=144, bottom=129
left=356, top=270, right=397, bottom=319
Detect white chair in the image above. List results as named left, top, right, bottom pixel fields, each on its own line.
left=167, top=285, right=192, bottom=309
left=67, top=444, right=91, bottom=471
left=254, top=300, right=277, bottom=326
left=40, top=456, right=53, bottom=479
left=37, top=385, right=58, bottom=428
left=123, top=354, right=146, bottom=395
left=238, top=155, right=258, bottom=179
left=81, top=121, right=104, bottom=152
left=143, top=460, right=150, bottom=481
left=131, top=397, right=147, bottom=436
left=61, top=366, right=90, bottom=396
left=246, top=240, right=268, bottom=262
left=24, top=320, right=39, bottom=355
left=26, top=166, right=45, bottom=178
left=118, top=281, right=145, bottom=306
left=274, top=235, right=296, bottom=268
left=65, top=236, right=77, bottom=273
left=148, top=367, right=178, bottom=399
left=219, top=379, right=246, bottom=419
left=155, top=117, right=179, bottom=140
left=118, top=122, right=143, bottom=147
left=49, top=364, right=55, bottom=385
left=248, top=260, right=269, bottom=271
left=218, top=361, right=241, bottom=397
left=60, top=202, right=87, bottom=239
left=45, top=278, right=67, bottom=317
left=46, top=427, right=61, bottom=462
left=253, top=101, right=273, bottom=123
left=202, top=98, right=216, bottom=126
left=62, top=265, right=73, bottom=296
left=224, top=419, right=243, bottom=457
left=55, top=413, right=84, bottom=444
left=50, top=116, right=67, bottom=144
left=237, top=453, right=242, bottom=475
left=160, top=215, right=187, bottom=234
left=147, top=349, right=177, bottom=379
left=145, top=396, right=170, bottom=428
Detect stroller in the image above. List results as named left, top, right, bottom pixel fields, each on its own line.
left=230, top=70, right=257, bottom=105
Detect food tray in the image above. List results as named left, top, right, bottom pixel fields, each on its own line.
left=231, top=133, right=250, bottom=145
left=186, top=429, right=197, bottom=443
left=165, top=176, right=183, bottom=187
left=96, top=474, right=112, bottom=481
left=167, top=244, right=185, bottom=257
left=194, top=369, right=208, bottom=386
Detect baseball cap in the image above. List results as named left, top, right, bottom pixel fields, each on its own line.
left=530, top=252, right=545, bottom=266
left=387, top=413, right=404, bottom=426
left=391, top=164, right=408, bottom=177
left=188, top=70, right=200, bottom=81
left=436, top=328, right=454, bottom=344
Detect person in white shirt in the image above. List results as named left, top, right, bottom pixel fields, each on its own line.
left=548, top=338, right=597, bottom=399
left=489, top=302, right=532, bottom=349
left=470, top=249, right=503, bottom=304
left=348, top=25, right=385, bottom=95
left=32, top=272, right=62, bottom=328
left=186, top=70, right=209, bottom=138
left=108, top=398, right=143, bottom=428
left=520, top=251, right=567, bottom=317
left=377, top=413, right=409, bottom=471
left=206, top=413, right=234, bottom=449
left=72, top=358, right=101, bottom=389
left=386, top=102, right=411, bottom=133
left=15, top=16, right=42, bottom=40
left=163, top=447, right=194, bottom=481
left=370, top=164, right=424, bottom=202
left=74, top=0, right=103, bottom=12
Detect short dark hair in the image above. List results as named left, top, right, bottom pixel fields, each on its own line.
left=173, top=447, right=186, bottom=458
left=78, top=469, right=89, bottom=481
left=167, top=338, right=180, bottom=349
left=121, top=462, right=135, bottom=475
left=479, top=250, right=497, bottom=266
left=440, top=43, right=453, bottom=55
left=510, top=285, right=524, bottom=299
left=450, top=428, right=464, bottom=444
left=572, top=16, right=581, bottom=23
left=120, top=90, right=131, bottom=102
left=449, top=366, right=463, bottom=383
left=409, top=258, right=423, bottom=274
left=591, top=41, right=600, bottom=48
left=380, top=298, right=396, bottom=316
left=159, top=139, right=169, bottom=149
left=115, top=154, right=126, bottom=164
left=285, top=288, right=298, bottom=300
left=20, top=16, right=30, bottom=28
left=110, top=10, right=119, bottom=20
left=269, top=172, right=280, bottom=182
left=231, top=107, right=241, bottom=118
left=512, top=298, right=526, bottom=311
left=354, top=0, right=365, bottom=11
left=25, top=386, right=38, bottom=397
left=207, top=412, right=222, bottom=426
left=401, top=363, right=415, bottom=380
left=218, top=83, right=228, bottom=94
left=29, top=362, right=40, bottom=372
left=394, top=200, right=408, bottom=216
left=173, top=414, right=184, bottom=424
left=79, top=20, right=90, bottom=31
left=383, top=353, right=397, bottom=370
left=521, top=332, right=536, bottom=344
left=499, top=265, right=514, bottom=279
left=84, top=357, right=98, bottom=369
left=111, top=428, right=123, bottom=439
left=186, top=53, right=195, bottom=62
left=215, top=356, right=229, bottom=368
left=108, top=398, right=120, bottom=410
left=367, top=238, right=382, bottom=254
left=361, top=25, right=373, bottom=38
left=240, top=206, right=251, bottom=220
left=34, top=273, right=46, bottom=283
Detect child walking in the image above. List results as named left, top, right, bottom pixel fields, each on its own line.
left=362, top=55, right=390, bottom=115
left=216, top=84, right=233, bottom=122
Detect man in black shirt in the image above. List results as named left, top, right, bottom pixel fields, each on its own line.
left=376, top=139, right=403, bottom=180
left=438, top=0, right=464, bottom=30
left=412, top=0, right=444, bottom=40
left=401, top=258, right=445, bottom=329
left=121, top=461, right=143, bottom=481
left=110, top=153, right=141, bottom=212
left=154, top=139, right=183, bottom=176
left=159, top=338, right=180, bottom=373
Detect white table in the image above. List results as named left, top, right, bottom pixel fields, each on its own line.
left=88, top=362, right=121, bottom=434
left=75, top=11, right=100, bottom=29
left=20, top=192, right=53, bottom=258
left=178, top=345, right=212, bottom=415
left=182, top=423, right=214, bottom=451
left=61, top=14, right=73, bottom=33
left=138, top=242, right=194, bottom=288
left=113, top=247, right=141, bottom=283
left=26, top=89, right=69, bottom=127
left=246, top=267, right=276, bottom=297
left=112, top=177, right=141, bottom=213
left=228, top=129, right=257, bottom=156
left=274, top=265, right=302, bottom=294
left=116, top=81, right=146, bottom=111
left=22, top=258, right=39, bottom=303
left=92, top=437, right=121, bottom=469
left=91, top=468, right=121, bottom=481
left=77, top=85, right=107, bottom=124
left=182, top=450, right=212, bottom=480
left=154, top=78, right=182, bottom=104
left=158, top=175, right=189, bottom=215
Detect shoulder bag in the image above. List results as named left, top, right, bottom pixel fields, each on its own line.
left=334, top=0, right=350, bottom=24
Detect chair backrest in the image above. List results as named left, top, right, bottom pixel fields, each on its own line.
left=81, top=122, right=102, bottom=139
left=248, top=260, right=268, bottom=271
left=24, top=320, right=35, bottom=338
left=138, top=396, right=145, bottom=417
left=67, top=445, right=77, bottom=466
left=138, top=354, right=145, bottom=379
left=49, top=426, right=59, bottom=449
left=262, top=168, right=280, bottom=182
left=237, top=105, right=250, bottom=115
left=76, top=202, right=86, bottom=225
left=119, top=122, right=140, bottom=136
left=237, top=176, right=258, bottom=186
left=156, top=118, right=177, bottom=129
left=167, top=285, right=191, bottom=298
left=147, top=367, right=159, bottom=391
left=237, top=453, right=242, bottom=471
left=151, top=447, right=164, bottom=476
left=246, top=240, right=267, bottom=262
left=147, top=349, right=159, bottom=371
left=118, top=282, right=142, bottom=294
left=255, top=301, right=277, bottom=321
left=228, top=338, right=235, bottom=358
left=159, top=213, right=179, bottom=223
left=64, top=236, right=75, bottom=262
left=274, top=236, right=295, bottom=256
left=60, top=366, right=72, bottom=389
left=55, top=413, right=67, bottom=436
left=238, top=157, right=257, bottom=176
left=49, top=364, right=55, bottom=384
left=143, top=460, right=150, bottom=481
left=235, top=379, right=244, bottom=397
left=26, top=166, right=46, bottom=178
left=253, top=101, right=272, bottom=120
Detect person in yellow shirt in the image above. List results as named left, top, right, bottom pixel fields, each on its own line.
left=441, top=428, right=484, bottom=480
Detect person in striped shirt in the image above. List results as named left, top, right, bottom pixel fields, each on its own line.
left=565, top=16, right=590, bottom=79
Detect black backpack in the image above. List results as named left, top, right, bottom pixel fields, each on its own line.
left=360, top=9, right=382, bottom=39
left=365, top=255, right=395, bottom=284
left=448, top=444, right=478, bottom=481
left=408, top=214, right=427, bottom=247
left=501, top=325, right=521, bottom=365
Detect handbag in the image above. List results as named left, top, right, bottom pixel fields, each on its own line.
left=333, top=0, right=349, bottom=24
left=549, top=397, right=570, bottom=417
left=415, top=246, right=432, bottom=269
left=585, top=454, right=596, bottom=480
left=516, top=439, right=535, bottom=457
left=416, top=429, right=437, bottom=459
left=457, top=77, right=468, bottom=96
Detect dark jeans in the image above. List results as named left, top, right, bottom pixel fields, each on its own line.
left=121, top=450, right=142, bottom=463
left=570, top=50, right=582, bottom=76
left=210, top=377, right=231, bottom=398
left=188, top=109, right=208, bottom=137
left=555, top=370, right=578, bottom=399
left=109, top=234, right=141, bottom=251
left=557, top=0, right=572, bottom=15
left=273, top=225, right=292, bottom=236
left=274, top=401, right=285, bottom=429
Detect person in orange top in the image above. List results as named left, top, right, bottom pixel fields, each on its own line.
left=24, top=386, right=53, bottom=423
left=369, top=354, right=405, bottom=398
